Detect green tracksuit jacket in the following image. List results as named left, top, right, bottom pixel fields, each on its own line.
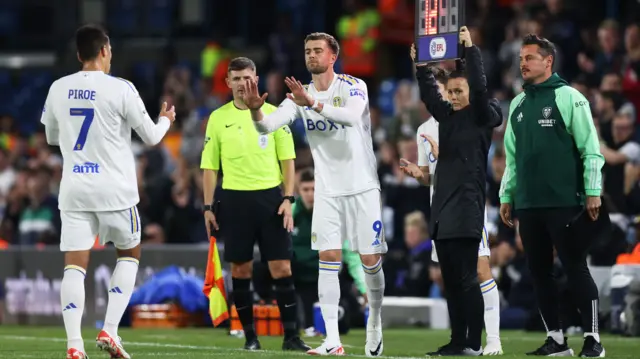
left=499, top=73, right=604, bottom=210
left=290, top=198, right=366, bottom=294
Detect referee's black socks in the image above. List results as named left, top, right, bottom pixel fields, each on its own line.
left=273, top=276, right=299, bottom=339
left=231, top=278, right=257, bottom=340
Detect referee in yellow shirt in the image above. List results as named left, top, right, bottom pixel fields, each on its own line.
left=201, top=57, right=310, bottom=352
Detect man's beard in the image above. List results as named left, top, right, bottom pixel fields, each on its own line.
left=307, top=63, right=328, bottom=75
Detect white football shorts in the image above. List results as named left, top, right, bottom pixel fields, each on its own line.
left=311, top=189, right=388, bottom=255
left=60, top=206, right=142, bottom=251
left=431, top=226, right=491, bottom=262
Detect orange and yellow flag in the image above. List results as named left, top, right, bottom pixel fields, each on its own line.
left=203, top=236, right=229, bottom=326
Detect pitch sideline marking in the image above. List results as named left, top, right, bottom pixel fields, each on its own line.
left=0, top=335, right=416, bottom=359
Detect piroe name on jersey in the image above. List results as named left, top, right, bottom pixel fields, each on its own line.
left=68, top=89, right=96, bottom=100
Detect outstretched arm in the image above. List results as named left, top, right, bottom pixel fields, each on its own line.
left=252, top=100, right=299, bottom=134
left=243, top=79, right=299, bottom=134
left=283, top=76, right=366, bottom=127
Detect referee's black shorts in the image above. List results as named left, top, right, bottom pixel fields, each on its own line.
left=218, top=186, right=292, bottom=263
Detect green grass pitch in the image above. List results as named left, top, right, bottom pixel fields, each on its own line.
left=0, top=326, right=638, bottom=358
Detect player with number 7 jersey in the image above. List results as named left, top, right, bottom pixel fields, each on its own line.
left=41, top=24, right=175, bottom=359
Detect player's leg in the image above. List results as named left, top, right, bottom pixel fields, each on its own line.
left=517, top=209, right=573, bottom=356
left=351, top=189, right=387, bottom=357
left=307, top=195, right=345, bottom=355
left=478, top=228, right=503, bottom=356
left=545, top=207, right=604, bottom=358
left=258, top=188, right=310, bottom=351
left=95, top=207, right=142, bottom=359
left=60, top=210, right=98, bottom=359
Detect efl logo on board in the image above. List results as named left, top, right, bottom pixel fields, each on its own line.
left=429, top=37, right=447, bottom=59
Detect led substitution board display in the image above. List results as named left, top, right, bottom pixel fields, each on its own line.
left=415, top=0, right=465, bottom=63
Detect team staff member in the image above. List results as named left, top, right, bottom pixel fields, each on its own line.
left=413, top=27, right=502, bottom=356
left=499, top=34, right=606, bottom=358
left=201, top=57, right=310, bottom=352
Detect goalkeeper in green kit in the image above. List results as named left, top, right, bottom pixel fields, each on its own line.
left=498, top=34, right=606, bottom=358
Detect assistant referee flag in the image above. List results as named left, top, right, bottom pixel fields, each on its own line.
left=200, top=101, right=295, bottom=190
left=203, top=236, right=228, bottom=327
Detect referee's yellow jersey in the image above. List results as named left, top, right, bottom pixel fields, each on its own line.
left=200, top=101, right=296, bottom=191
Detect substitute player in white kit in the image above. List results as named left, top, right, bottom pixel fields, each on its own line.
left=399, top=55, right=503, bottom=355
left=41, top=25, right=175, bottom=359
left=242, top=32, right=386, bottom=357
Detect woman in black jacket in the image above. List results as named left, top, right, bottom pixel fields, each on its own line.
left=411, top=27, right=503, bottom=356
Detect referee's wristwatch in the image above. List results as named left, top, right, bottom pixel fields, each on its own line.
left=202, top=204, right=214, bottom=212
left=282, top=196, right=295, bottom=204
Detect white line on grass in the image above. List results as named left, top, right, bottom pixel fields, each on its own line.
left=0, top=335, right=418, bottom=359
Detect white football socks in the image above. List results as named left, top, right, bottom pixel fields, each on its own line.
left=481, top=279, right=501, bottom=343
left=61, top=265, right=86, bottom=352
left=363, top=258, right=385, bottom=326
left=318, top=261, right=342, bottom=346
left=549, top=330, right=565, bottom=345
left=103, top=257, right=139, bottom=337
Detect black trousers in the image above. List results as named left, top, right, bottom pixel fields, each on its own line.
left=435, top=237, right=484, bottom=350
left=517, top=207, right=600, bottom=334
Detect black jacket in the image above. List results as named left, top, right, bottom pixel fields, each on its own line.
left=416, top=45, right=503, bottom=240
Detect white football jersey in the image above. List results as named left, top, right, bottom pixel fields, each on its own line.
left=41, top=71, right=170, bottom=212
left=257, top=74, right=379, bottom=197
left=416, top=117, right=439, bottom=203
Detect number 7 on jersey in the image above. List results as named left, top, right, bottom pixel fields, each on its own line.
left=70, top=108, right=95, bottom=151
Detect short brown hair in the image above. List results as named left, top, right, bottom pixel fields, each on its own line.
left=228, top=57, right=256, bottom=73
left=304, top=32, right=340, bottom=56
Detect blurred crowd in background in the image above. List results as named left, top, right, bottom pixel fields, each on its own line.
left=0, top=0, right=640, bottom=329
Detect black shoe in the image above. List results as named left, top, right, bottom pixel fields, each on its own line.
left=244, top=337, right=261, bottom=350
left=426, top=342, right=467, bottom=356
left=578, top=336, right=605, bottom=358
left=282, top=336, right=311, bottom=351
left=526, top=336, right=574, bottom=356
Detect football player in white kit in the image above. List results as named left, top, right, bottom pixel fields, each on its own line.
left=40, top=25, right=175, bottom=359
left=399, top=56, right=503, bottom=356
left=242, top=32, right=386, bottom=357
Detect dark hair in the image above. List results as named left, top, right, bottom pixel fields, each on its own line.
left=521, top=33, right=557, bottom=65
left=431, top=66, right=449, bottom=85
left=228, top=57, right=256, bottom=73
left=304, top=32, right=340, bottom=56
left=75, top=24, right=109, bottom=62
left=299, top=168, right=314, bottom=183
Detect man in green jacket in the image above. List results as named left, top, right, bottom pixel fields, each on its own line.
left=499, top=34, right=605, bottom=358
left=291, top=169, right=367, bottom=333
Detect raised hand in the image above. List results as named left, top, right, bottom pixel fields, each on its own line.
left=284, top=77, right=314, bottom=107
left=399, top=158, right=424, bottom=179
left=420, top=134, right=439, bottom=160
left=242, top=79, right=268, bottom=110
left=459, top=26, right=473, bottom=48
left=159, top=101, right=176, bottom=122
